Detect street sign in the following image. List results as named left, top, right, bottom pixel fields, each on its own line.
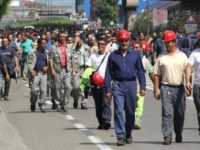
left=185, top=15, right=197, bottom=33
left=186, top=15, right=197, bottom=24
left=153, top=9, right=168, bottom=27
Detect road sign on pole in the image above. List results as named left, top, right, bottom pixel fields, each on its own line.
left=185, top=15, right=197, bottom=33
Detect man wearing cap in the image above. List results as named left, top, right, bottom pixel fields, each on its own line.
left=105, top=29, right=146, bottom=146
left=154, top=30, right=188, bottom=145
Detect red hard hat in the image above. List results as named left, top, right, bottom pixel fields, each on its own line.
left=164, top=30, right=176, bottom=42
left=118, top=29, right=130, bottom=40
left=91, top=72, right=104, bottom=86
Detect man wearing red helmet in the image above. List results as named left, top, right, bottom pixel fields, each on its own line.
left=86, top=38, right=112, bottom=130
left=154, top=30, right=188, bottom=145
left=105, top=29, right=146, bottom=146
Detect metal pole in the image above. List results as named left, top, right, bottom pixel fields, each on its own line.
left=147, top=0, right=150, bottom=35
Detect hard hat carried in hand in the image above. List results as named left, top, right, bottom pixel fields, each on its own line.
left=90, top=71, right=104, bottom=86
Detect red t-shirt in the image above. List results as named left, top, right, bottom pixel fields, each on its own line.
left=60, top=45, right=66, bottom=67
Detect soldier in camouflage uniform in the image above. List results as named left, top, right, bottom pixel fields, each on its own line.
left=70, top=37, right=90, bottom=109
left=49, top=31, right=76, bottom=112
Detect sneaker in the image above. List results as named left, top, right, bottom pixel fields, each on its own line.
left=116, top=139, right=126, bottom=146
left=134, top=124, right=141, bottom=130
left=175, top=134, right=182, bottom=143
left=163, top=138, right=172, bottom=145
left=126, top=136, right=133, bottom=144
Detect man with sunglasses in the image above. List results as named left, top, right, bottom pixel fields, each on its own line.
left=154, top=30, right=188, bottom=145
left=86, top=38, right=112, bottom=130
left=105, top=29, right=146, bottom=146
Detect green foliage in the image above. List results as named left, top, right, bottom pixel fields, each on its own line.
left=132, top=10, right=153, bottom=34
left=95, top=0, right=118, bottom=27
left=0, top=0, right=11, bottom=20
left=7, top=19, right=77, bottom=29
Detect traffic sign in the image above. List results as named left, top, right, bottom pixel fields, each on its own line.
left=186, top=15, right=197, bottom=24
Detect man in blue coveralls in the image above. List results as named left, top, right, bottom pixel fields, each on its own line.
left=105, top=29, right=146, bottom=146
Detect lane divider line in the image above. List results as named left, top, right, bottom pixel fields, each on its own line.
left=65, top=115, right=112, bottom=150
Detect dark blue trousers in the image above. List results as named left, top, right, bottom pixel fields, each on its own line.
left=92, top=87, right=112, bottom=125
left=112, top=81, right=137, bottom=139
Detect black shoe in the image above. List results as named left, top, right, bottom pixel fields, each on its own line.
left=81, top=105, right=88, bottom=110
left=30, top=104, right=36, bottom=112
left=4, top=96, right=10, bottom=101
left=116, top=139, right=126, bottom=146
left=52, top=103, right=58, bottom=110
left=97, top=124, right=104, bottom=130
left=126, top=136, right=133, bottom=144
left=61, top=107, right=67, bottom=113
left=103, top=122, right=111, bottom=130
left=175, top=134, right=182, bottom=143
left=73, top=101, right=78, bottom=109
left=163, top=138, right=172, bottom=145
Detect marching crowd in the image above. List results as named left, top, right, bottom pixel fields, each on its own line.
left=0, top=27, right=200, bottom=146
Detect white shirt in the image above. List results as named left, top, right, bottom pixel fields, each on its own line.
left=86, top=52, right=110, bottom=78
left=188, top=48, right=200, bottom=84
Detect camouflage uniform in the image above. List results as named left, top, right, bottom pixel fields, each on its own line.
left=27, top=49, right=48, bottom=112
left=49, top=43, right=74, bottom=111
left=71, top=44, right=90, bottom=109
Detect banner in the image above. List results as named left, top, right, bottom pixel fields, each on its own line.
left=153, top=9, right=168, bottom=27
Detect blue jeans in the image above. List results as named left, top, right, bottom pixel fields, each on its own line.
left=160, top=84, right=185, bottom=139
left=112, top=81, right=137, bottom=139
left=193, top=84, right=200, bottom=131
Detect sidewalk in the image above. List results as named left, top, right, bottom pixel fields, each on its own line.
left=0, top=108, right=29, bottom=150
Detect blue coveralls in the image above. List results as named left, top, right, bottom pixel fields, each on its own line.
left=105, top=48, right=146, bottom=140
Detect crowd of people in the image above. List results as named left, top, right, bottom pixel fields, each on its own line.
left=0, top=26, right=200, bottom=146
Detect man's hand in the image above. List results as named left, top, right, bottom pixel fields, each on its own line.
left=51, top=69, right=56, bottom=77
left=43, top=66, right=48, bottom=73
left=71, top=70, right=77, bottom=77
left=31, top=70, right=37, bottom=77
left=140, top=90, right=146, bottom=96
left=154, top=89, right=160, bottom=100
left=105, top=92, right=112, bottom=100
left=5, top=73, right=10, bottom=81
left=186, top=81, right=192, bottom=91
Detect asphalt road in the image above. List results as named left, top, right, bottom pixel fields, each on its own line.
left=0, top=78, right=200, bottom=150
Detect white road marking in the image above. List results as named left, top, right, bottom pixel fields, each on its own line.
left=65, top=115, right=112, bottom=150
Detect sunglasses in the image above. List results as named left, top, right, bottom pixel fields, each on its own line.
left=98, top=42, right=106, bottom=45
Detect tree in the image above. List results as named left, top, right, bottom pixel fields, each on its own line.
left=95, top=0, right=118, bottom=27
left=0, top=0, right=11, bottom=20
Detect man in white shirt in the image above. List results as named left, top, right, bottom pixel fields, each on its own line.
left=186, top=41, right=200, bottom=135
left=86, top=38, right=111, bottom=130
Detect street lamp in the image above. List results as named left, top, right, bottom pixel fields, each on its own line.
left=143, top=0, right=150, bottom=35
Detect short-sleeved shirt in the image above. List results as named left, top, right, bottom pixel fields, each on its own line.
left=34, top=49, right=47, bottom=72
left=154, top=50, right=188, bottom=85
left=86, top=52, right=109, bottom=78
left=20, top=39, right=33, bottom=53
left=0, top=46, right=17, bottom=64
left=188, top=48, right=200, bottom=84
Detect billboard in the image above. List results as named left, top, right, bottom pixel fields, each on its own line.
left=153, top=9, right=168, bottom=27
left=126, top=0, right=138, bottom=7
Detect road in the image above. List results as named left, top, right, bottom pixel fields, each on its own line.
left=0, top=77, right=199, bottom=150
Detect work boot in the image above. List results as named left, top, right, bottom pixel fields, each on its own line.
left=116, top=139, right=125, bottom=146
left=81, top=104, right=88, bottom=110
left=163, top=138, right=172, bottom=145
left=126, top=136, right=133, bottom=144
